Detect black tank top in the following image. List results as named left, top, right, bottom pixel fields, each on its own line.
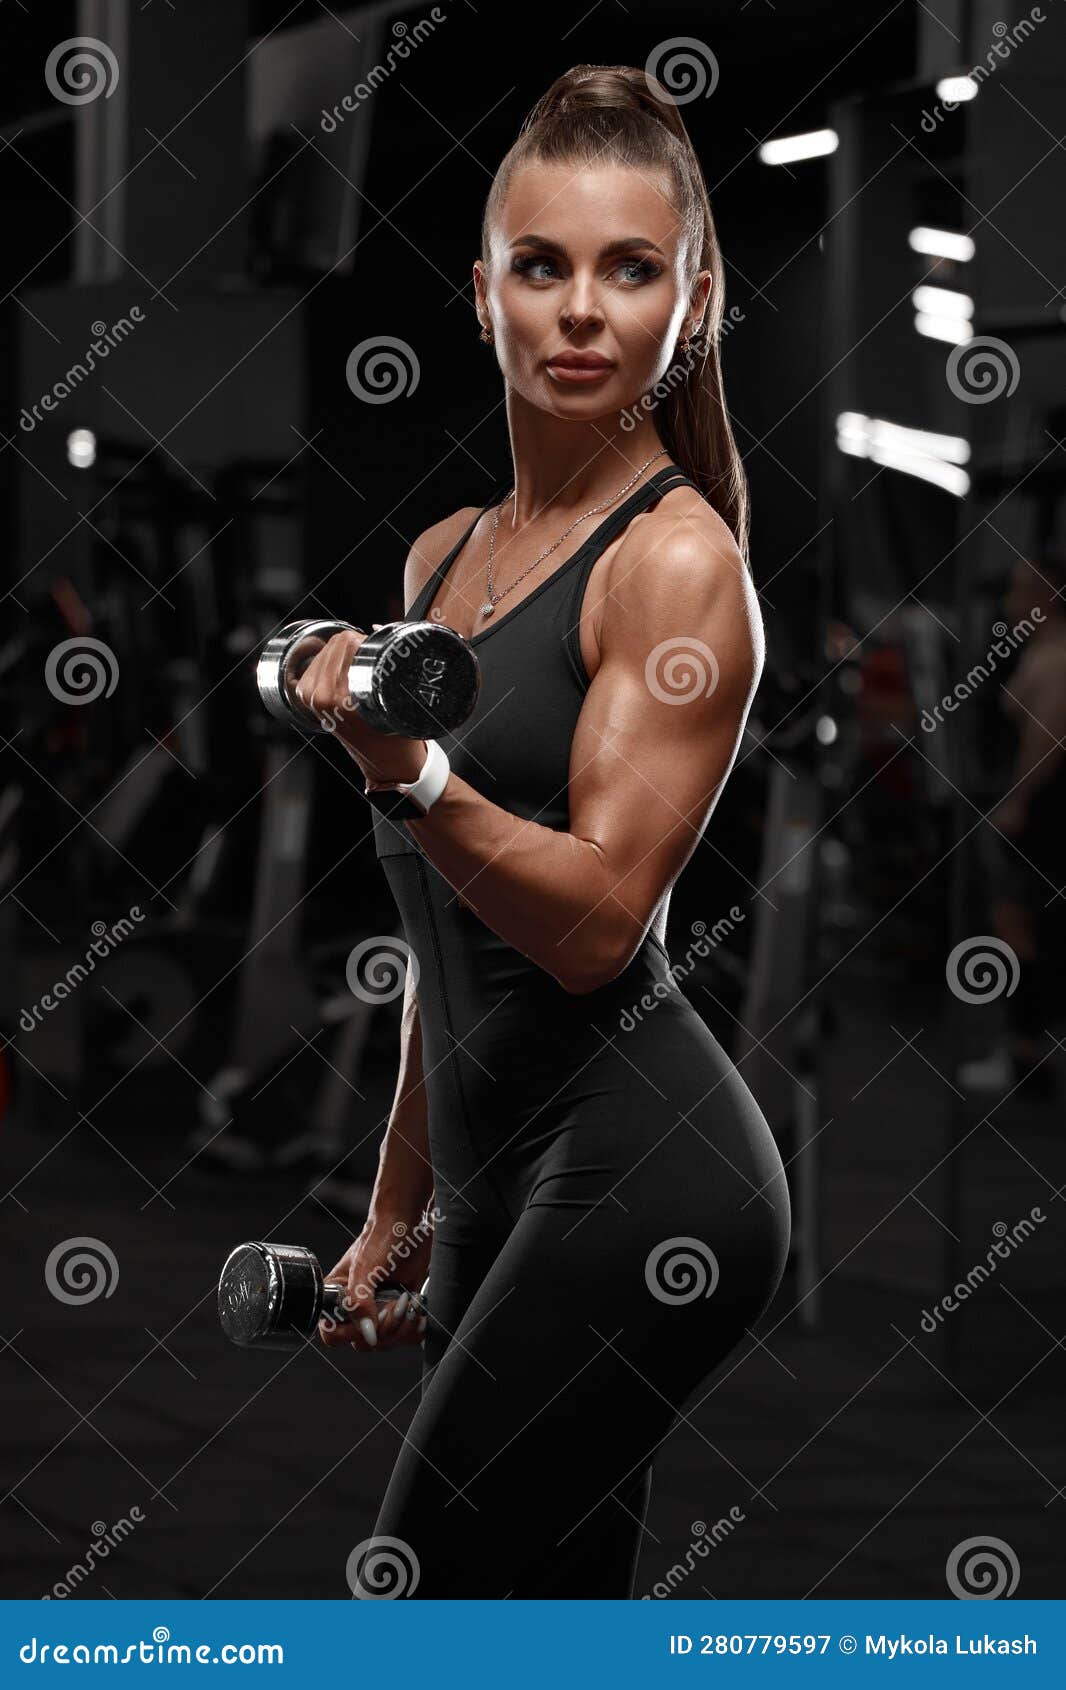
left=371, top=461, right=699, bottom=953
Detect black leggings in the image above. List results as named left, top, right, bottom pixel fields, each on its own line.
left=363, top=986, right=791, bottom=1599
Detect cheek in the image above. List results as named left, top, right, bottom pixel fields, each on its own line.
left=497, top=281, right=554, bottom=351
left=615, top=296, right=677, bottom=370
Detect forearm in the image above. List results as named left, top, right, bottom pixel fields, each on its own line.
left=367, top=990, right=435, bottom=1224
left=405, top=772, right=619, bottom=992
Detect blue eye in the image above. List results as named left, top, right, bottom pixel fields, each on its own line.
left=513, top=255, right=558, bottom=280
left=511, top=255, right=662, bottom=284
left=615, top=259, right=662, bottom=284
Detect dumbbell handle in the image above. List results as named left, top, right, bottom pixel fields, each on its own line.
left=320, top=1281, right=427, bottom=1325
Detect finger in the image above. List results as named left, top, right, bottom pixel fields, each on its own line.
left=374, top=1291, right=408, bottom=1346
left=319, top=1314, right=357, bottom=1348
left=377, top=1306, right=426, bottom=1351
left=325, top=1278, right=378, bottom=1352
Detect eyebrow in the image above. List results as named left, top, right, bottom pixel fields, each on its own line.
left=510, top=234, right=669, bottom=259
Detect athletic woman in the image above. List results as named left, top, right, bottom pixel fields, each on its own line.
left=300, top=64, right=791, bottom=1598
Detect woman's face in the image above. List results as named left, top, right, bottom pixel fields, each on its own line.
left=476, top=161, right=709, bottom=417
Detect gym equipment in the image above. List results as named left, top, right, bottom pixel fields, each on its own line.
left=256, top=618, right=481, bottom=739
left=218, top=1240, right=429, bottom=1349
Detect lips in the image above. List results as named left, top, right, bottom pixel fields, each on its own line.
left=546, top=352, right=614, bottom=370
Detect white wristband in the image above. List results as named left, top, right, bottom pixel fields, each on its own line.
left=394, top=737, right=451, bottom=814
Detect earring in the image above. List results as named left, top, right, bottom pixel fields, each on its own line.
left=479, top=321, right=494, bottom=344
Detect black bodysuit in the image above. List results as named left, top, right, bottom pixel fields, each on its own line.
left=367, top=462, right=791, bottom=1598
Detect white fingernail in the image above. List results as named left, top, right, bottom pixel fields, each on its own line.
left=393, top=1292, right=409, bottom=1317
left=359, top=1316, right=378, bottom=1347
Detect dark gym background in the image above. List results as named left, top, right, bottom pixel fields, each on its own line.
left=2, top=0, right=1064, bottom=1600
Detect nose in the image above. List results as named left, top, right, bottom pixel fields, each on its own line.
left=560, top=270, right=606, bottom=336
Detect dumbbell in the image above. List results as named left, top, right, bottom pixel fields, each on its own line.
left=256, top=618, right=480, bottom=738
left=217, top=1240, right=428, bottom=1350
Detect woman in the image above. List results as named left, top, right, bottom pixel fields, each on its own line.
left=300, top=63, right=791, bottom=1598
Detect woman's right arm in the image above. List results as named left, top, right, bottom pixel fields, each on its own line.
left=320, top=961, right=436, bottom=1353
left=321, top=509, right=480, bottom=1353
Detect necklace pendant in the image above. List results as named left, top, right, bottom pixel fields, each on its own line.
left=480, top=601, right=495, bottom=619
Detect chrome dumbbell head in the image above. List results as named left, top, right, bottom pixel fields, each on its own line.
left=350, top=621, right=480, bottom=737
left=255, top=620, right=353, bottom=733
left=218, top=1240, right=428, bottom=1349
left=217, top=1241, right=326, bottom=1348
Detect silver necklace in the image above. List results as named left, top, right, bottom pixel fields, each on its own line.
left=480, top=448, right=668, bottom=618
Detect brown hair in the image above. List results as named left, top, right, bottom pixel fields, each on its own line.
left=481, top=63, right=750, bottom=567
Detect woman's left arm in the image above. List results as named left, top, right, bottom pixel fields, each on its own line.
left=404, top=515, right=763, bottom=993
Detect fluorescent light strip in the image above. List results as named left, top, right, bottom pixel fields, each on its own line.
left=758, top=128, right=839, bottom=166
left=835, top=412, right=970, bottom=497
left=936, top=74, right=979, bottom=103
left=914, top=312, right=973, bottom=344
left=909, top=226, right=976, bottom=263
left=912, top=284, right=973, bottom=319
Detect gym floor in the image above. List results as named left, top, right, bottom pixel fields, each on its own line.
left=4, top=962, right=1062, bottom=1600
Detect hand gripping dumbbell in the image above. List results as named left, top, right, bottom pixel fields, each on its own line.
left=256, top=618, right=480, bottom=739
left=217, top=1241, right=429, bottom=1349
